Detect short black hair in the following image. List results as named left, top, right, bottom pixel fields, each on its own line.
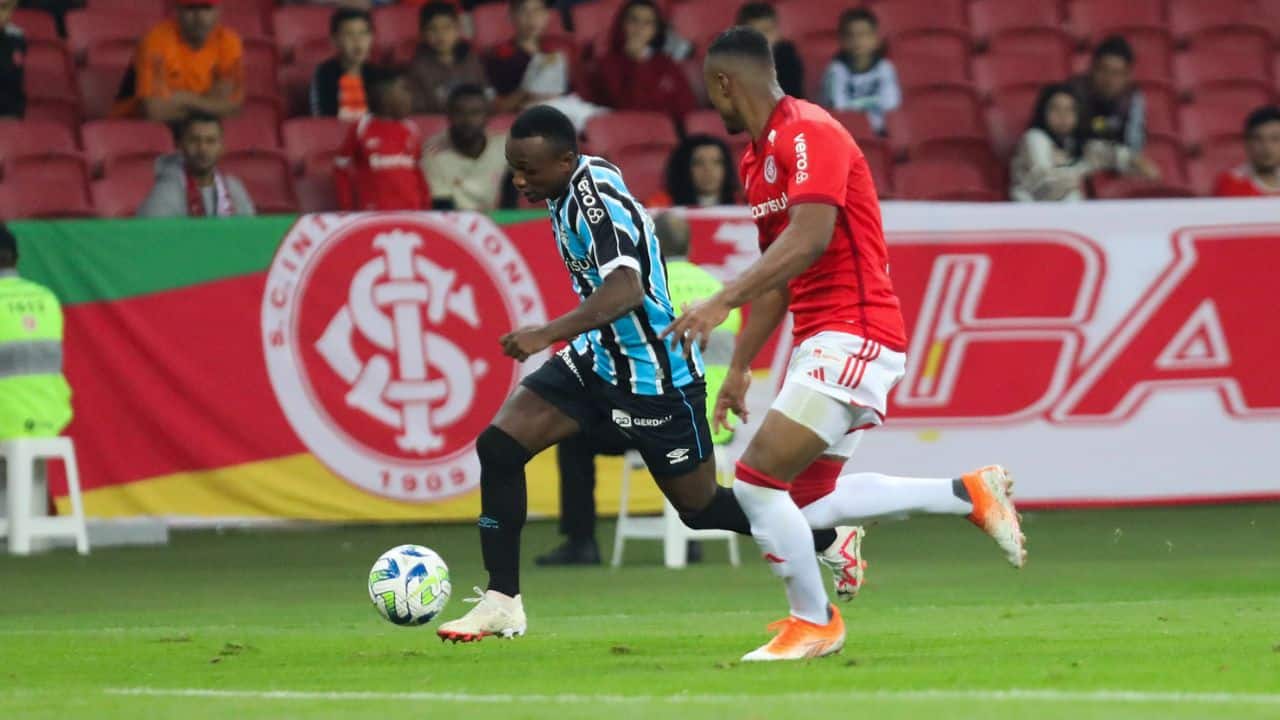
left=330, top=7, right=372, bottom=36
left=178, top=111, right=221, bottom=138
left=510, top=104, right=578, bottom=155
left=735, top=2, right=777, bottom=25
left=706, top=26, right=772, bottom=65
left=508, top=0, right=546, bottom=13
left=418, top=1, right=458, bottom=29
left=1245, top=105, right=1280, bottom=135
left=366, top=66, right=403, bottom=114
left=0, top=223, right=16, bottom=266
left=839, top=7, right=878, bottom=31
left=446, top=82, right=488, bottom=110
left=1093, top=35, right=1134, bottom=65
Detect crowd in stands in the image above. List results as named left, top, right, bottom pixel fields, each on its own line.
left=0, top=0, right=1278, bottom=220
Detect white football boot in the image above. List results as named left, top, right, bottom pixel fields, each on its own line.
left=817, top=526, right=867, bottom=601
left=437, top=587, right=527, bottom=643
left=959, top=465, right=1027, bottom=568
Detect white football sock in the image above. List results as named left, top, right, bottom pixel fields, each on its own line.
left=800, top=472, right=973, bottom=528
left=733, top=479, right=830, bottom=625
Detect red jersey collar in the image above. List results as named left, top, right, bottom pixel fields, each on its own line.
left=752, top=96, right=793, bottom=153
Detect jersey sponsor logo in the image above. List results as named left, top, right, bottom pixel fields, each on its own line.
left=666, top=447, right=691, bottom=463
left=611, top=409, right=672, bottom=428
left=262, top=212, right=548, bottom=502
left=793, top=132, right=810, bottom=183
left=585, top=206, right=606, bottom=224
left=368, top=153, right=417, bottom=170
left=565, top=256, right=593, bottom=273
left=750, top=192, right=789, bottom=218
left=763, top=156, right=778, bottom=184
left=611, top=408, right=632, bottom=427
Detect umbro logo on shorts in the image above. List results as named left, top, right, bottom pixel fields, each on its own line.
left=666, top=448, right=691, bottom=464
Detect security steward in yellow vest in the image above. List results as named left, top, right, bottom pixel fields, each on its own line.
left=0, top=224, right=72, bottom=440
left=536, top=213, right=742, bottom=566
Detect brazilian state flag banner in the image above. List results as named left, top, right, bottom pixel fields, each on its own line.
left=13, top=211, right=681, bottom=522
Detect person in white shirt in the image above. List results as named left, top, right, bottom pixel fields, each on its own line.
left=421, top=83, right=510, bottom=211
left=819, top=7, right=900, bottom=134
left=1009, top=84, right=1098, bottom=202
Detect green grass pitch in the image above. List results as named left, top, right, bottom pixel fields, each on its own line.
left=2, top=504, right=1278, bottom=719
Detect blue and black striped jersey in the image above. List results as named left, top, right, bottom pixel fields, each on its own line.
left=547, top=155, right=704, bottom=396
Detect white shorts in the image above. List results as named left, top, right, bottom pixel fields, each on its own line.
left=770, top=331, right=906, bottom=457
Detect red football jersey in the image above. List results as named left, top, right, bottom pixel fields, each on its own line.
left=1213, top=164, right=1280, bottom=198
left=335, top=114, right=432, bottom=211
left=740, top=96, right=907, bottom=351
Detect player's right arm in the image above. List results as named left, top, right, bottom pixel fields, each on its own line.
left=714, top=285, right=788, bottom=430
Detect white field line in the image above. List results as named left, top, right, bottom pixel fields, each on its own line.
left=102, top=687, right=1280, bottom=706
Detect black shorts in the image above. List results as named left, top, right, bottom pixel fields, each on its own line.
left=522, top=348, right=712, bottom=478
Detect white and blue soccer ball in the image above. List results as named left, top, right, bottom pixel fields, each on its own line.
left=367, top=545, right=451, bottom=626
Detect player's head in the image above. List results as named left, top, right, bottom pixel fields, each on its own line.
left=1029, top=83, right=1082, bottom=146
left=175, top=0, right=220, bottom=49
left=420, top=1, right=462, bottom=55
left=653, top=211, right=690, bottom=260
left=0, top=223, right=16, bottom=269
left=704, top=26, right=778, bottom=135
left=1245, top=105, right=1280, bottom=175
left=838, top=8, right=880, bottom=62
left=1089, top=35, right=1135, bottom=101
left=370, top=68, right=412, bottom=120
left=178, top=111, right=225, bottom=178
left=506, top=104, right=579, bottom=203
left=666, top=134, right=737, bottom=206
left=447, top=83, right=490, bottom=146
left=735, top=2, right=779, bottom=46
left=330, top=8, right=374, bottom=69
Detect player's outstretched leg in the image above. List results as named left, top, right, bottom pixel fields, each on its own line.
left=438, top=388, right=579, bottom=643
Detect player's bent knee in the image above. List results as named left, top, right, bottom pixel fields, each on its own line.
left=476, top=426, right=533, bottom=476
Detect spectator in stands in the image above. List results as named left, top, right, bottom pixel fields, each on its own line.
left=310, top=8, right=379, bottom=122
left=1010, top=84, right=1101, bottom=202
left=735, top=2, right=803, bottom=99
left=820, top=8, right=900, bottom=134
left=650, top=135, right=738, bottom=208
left=0, top=0, right=25, bottom=119
left=335, top=70, right=432, bottom=210
left=1214, top=105, right=1280, bottom=197
left=422, top=83, right=510, bottom=211
left=407, top=1, right=487, bottom=115
left=1068, top=36, right=1160, bottom=180
left=137, top=112, right=255, bottom=218
left=583, top=0, right=695, bottom=122
left=484, top=0, right=571, bottom=114
left=113, top=0, right=244, bottom=124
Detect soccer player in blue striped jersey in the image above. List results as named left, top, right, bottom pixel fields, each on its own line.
left=438, top=105, right=840, bottom=643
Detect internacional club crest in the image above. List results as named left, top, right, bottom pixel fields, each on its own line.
left=262, top=212, right=547, bottom=502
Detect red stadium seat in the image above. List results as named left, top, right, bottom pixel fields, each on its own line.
left=669, top=0, right=740, bottom=54
left=1144, top=135, right=1189, bottom=186
left=283, top=117, right=347, bottom=176
left=279, top=63, right=314, bottom=119
left=82, top=119, right=173, bottom=177
left=0, top=159, right=94, bottom=218
left=1068, top=0, right=1166, bottom=41
left=683, top=109, right=731, bottom=139
left=774, top=0, right=839, bottom=41
left=969, top=0, right=1061, bottom=44
left=221, top=154, right=297, bottom=214
left=12, top=10, right=60, bottom=45
left=973, top=52, right=1069, bottom=99
left=861, top=141, right=893, bottom=197
left=1179, top=104, right=1250, bottom=150
left=797, top=33, right=840, bottom=101
left=884, top=29, right=969, bottom=63
left=986, top=27, right=1074, bottom=61
left=1174, top=47, right=1271, bottom=96
left=220, top=5, right=271, bottom=43
left=87, top=0, right=165, bottom=18
left=829, top=111, right=877, bottom=146
left=584, top=111, right=678, bottom=157
left=1090, top=175, right=1195, bottom=199
left=225, top=101, right=282, bottom=150
left=0, top=120, right=80, bottom=177
left=875, top=0, right=969, bottom=37
left=605, top=147, right=667, bottom=203
left=1169, top=0, right=1274, bottom=42
left=894, top=159, right=1001, bottom=201
left=489, top=113, right=517, bottom=136
left=1110, top=28, right=1174, bottom=86
left=985, top=86, right=1040, bottom=157
left=1193, top=86, right=1275, bottom=120
left=373, top=4, right=423, bottom=60
left=243, top=41, right=281, bottom=106
left=1183, top=27, right=1273, bottom=66
left=272, top=6, right=332, bottom=64
left=295, top=173, right=338, bottom=213
left=22, top=96, right=80, bottom=127
left=892, top=51, right=971, bottom=96
left=24, top=44, right=73, bottom=90
left=1187, top=144, right=1247, bottom=196
left=1142, top=84, right=1180, bottom=138
left=65, top=10, right=153, bottom=65
left=90, top=163, right=155, bottom=217
left=884, top=88, right=985, bottom=159
left=410, top=115, right=449, bottom=142
left=573, top=0, right=624, bottom=58
left=78, top=63, right=129, bottom=121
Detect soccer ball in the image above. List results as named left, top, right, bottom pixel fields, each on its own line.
left=367, top=544, right=451, bottom=626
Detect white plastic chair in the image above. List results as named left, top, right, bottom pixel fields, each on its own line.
left=611, top=446, right=739, bottom=568
left=0, top=437, right=89, bottom=555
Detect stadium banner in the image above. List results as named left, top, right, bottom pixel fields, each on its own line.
left=11, top=198, right=1278, bottom=522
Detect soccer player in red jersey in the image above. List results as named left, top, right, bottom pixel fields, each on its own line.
left=665, top=28, right=1026, bottom=661
left=335, top=70, right=433, bottom=211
